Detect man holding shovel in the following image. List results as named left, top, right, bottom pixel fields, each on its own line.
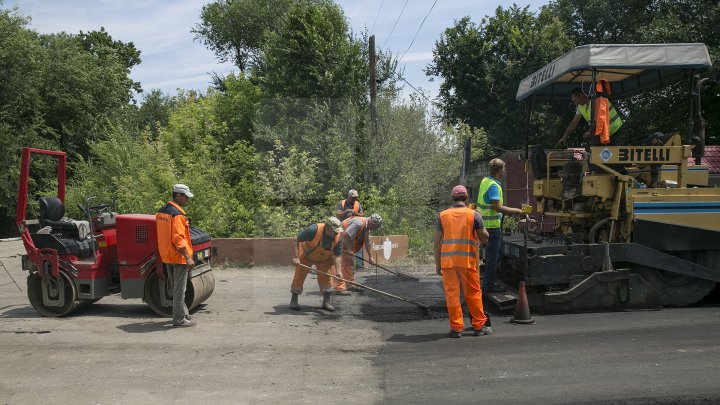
left=333, top=214, right=382, bottom=294
left=290, top=217, right=344, bottom=312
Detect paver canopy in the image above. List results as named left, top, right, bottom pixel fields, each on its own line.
left=516, top=43, right=713, bottom=102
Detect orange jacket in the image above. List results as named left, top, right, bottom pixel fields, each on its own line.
left=342, top=216, right=369, bottom=253
left=299, top=223, right=341, bottom=263
left=156, top=201, right=193, bottom=264
left=439, top=206, right=479, bottom=270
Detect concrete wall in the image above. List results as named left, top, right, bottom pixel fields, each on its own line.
left=213, top=235, right=409, bottom=266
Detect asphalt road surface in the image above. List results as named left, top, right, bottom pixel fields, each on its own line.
left=1, top=239, right=719, bottom=404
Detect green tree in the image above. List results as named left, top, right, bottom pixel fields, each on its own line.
left=427, top=6, right=573, bottom=151
left=0, top=5, right=141, bottom=236
left=257, top=0, right=366, bottom=101
left=193, top=0, right=292, bottom=71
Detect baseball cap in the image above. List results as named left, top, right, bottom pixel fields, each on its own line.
left=451, top=185, right=468, bottom=197
left=172, top=184, right=194, bottom=198
left=325, top=217, right=344, bottom=233
left=348, top=189, right=359, bottom=198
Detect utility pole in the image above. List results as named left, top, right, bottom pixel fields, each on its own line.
left=369, top=35, right=378, bottom=140
left=368, top=35, right=378, bottom=185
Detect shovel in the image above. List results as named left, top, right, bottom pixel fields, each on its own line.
left=295, top=262, right=430, bottom=315
left=342, top=249, right=419, bottom=281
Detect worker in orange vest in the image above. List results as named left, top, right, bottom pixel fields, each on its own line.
left=333, top=213, right=382, bottom=294
left=290, top=217, right=344, bottom=311
left=434, top=185, right=491, bottom=338
left=557, top=85, right=622, bottom=147
left=336, top=189, right=364, bottom=221
left=156, top=184, right=197, bottom=327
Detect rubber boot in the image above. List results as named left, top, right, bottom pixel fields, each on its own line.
left=290, top=293, right=301, bottom=311
left=321, top=291, right=335, bottom=312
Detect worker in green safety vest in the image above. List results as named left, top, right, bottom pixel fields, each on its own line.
left=477, top=158, right=526, bottom=293
left=556, top=87, right=623, bottom=147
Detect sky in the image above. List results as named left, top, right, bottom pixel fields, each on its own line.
left=5, top=0, right=545, bottom=103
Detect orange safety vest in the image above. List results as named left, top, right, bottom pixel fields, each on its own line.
left=340, top=199, right=360, bottom=214
left=156, top=201, right=193, bottom=264
left=594, top=79, right=612, bottom=145
left=439, top=206, right=479, bottom=269
left=342, top=216, right=368, bottom=253
left=299, top=223, right=341, bottom=263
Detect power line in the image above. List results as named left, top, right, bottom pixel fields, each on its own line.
left=381, top=0, right=409, bottom=49
left=370, top=0, right=384, bottom=34
left=399, top=0, right=438, bottom=63
left=400, top=77, right=437, bottom=106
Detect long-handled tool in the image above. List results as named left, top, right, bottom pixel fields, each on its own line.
left=296, top=262, right=430, bottom=315
left=342, top=249, right=419, bottom=281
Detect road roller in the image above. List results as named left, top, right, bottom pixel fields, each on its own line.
left=16, top=147, right=215, bottom=317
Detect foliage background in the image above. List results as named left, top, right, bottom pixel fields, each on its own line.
left=2, top=0, right=718, bottom=259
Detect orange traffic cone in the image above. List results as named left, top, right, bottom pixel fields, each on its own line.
left=511, top=281, right=535, bottom=324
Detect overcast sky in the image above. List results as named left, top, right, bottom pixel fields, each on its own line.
left=5, top=0, right=544, bottom=102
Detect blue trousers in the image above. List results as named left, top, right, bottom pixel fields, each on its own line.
left=482, top=227, right=502, bottom=290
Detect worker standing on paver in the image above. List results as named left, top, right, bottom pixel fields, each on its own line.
left=435, top=185, right=491, bottom=338
left=333, top=214, right=382, bottom=295
left=290, top=217, right=344, bottom=312
left=336, top=189, right=364, bottom=221
left=156, top=184, right=197, bottom=327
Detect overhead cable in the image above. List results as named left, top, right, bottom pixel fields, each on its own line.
left=370, top=0, right=384, bottom=34
left=399, top=0, right=439, bottom=63
left=381, top=0, right=409, bottom=49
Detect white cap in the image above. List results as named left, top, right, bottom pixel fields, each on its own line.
left=348, top=189, right=359, bottom=198
left=172, top=184, right=194, bottom=198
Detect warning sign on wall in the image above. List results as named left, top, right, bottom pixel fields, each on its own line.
left=368, top=235, right=409, bottom=264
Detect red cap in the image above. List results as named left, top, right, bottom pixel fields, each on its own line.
left=451, top=185, right=468, bottom=197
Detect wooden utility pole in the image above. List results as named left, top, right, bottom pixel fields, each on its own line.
left=369, top=35, right=378, bottom=136
left=368, top=35, right=378, bottom=184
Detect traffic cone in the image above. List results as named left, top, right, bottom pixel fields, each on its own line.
left=511, top=281, right=535, bottom=324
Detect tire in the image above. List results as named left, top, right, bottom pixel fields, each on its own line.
left=144, top=271, right=173, bottom=317
left=27, top=271, right=78, bottom=317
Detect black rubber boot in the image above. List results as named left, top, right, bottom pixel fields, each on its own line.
left=321, top=291, right=335, bottom=312
left=290, top=293, right=301, bottom=311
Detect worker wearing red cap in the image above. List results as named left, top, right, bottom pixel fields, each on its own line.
left=434, top=185, right=492, bottom=338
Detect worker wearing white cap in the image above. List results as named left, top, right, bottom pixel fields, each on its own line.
left=156, top=183, right=196, bottom=327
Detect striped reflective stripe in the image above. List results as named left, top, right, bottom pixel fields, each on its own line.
left=478, top=204, right=493, bottom=209
left=440, top=251, right=476, bottom=257
left=610, top=113, right=620, bottom=123
left=442, top=238, right=478, bottom=247
left=482, top=215, right=499, bottom=220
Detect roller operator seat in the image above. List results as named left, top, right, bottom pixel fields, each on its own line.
left=38, top=197, right=79, bottom=237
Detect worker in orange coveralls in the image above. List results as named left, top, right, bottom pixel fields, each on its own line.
left=290, top=217, right=344, bottom=312
left=332, top=214, right=382, bottom=295
left=434, top=185, right=492, bottom=338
